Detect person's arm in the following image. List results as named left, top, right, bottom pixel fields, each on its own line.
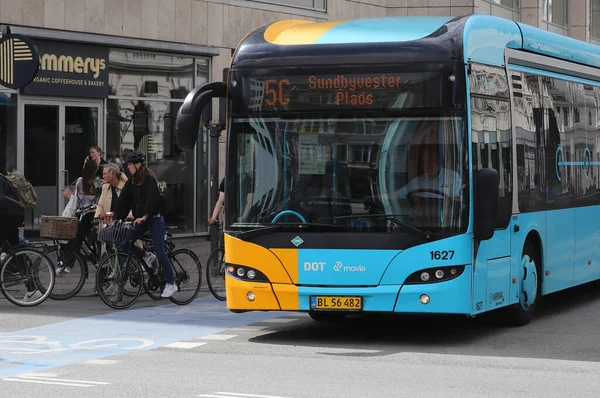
left=209, top=191, right=225, bottom=224
left=95, top=185, right=106, bottom=218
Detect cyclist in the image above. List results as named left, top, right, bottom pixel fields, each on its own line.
left=59, top=160, right=102, bottom=274
left=0, top=167, right=25, bottom=250
left=95, top=163, right=128, bottom=220
left=115, top=150, right=178, bottom=298
left=208, top=178, right=225, bottom=225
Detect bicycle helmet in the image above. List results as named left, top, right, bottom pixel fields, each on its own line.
left=124, top=150, right=146, bottom=165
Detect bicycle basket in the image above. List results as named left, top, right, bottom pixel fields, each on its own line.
left=97, top=220, right=133, bottom=244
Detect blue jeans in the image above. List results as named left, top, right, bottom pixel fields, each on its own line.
left=124, top=216, right=175, bottom=284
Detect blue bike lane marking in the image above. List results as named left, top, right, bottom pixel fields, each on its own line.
left=0, top=296, right=296, bottom=379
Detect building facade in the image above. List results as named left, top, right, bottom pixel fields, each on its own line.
left=0, top=0, right=594, bottom=236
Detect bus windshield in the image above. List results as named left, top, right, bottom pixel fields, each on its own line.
left=227, top=115, right=468, bottom=234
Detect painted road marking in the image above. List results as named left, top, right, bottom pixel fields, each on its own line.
left=3, top=374, right=109, bottom=387
left=82, top=359, right=121, bottom=365
left=164, top=341, right=207, bottom=349
left=229, top=326, right=268, bottom=331
left=198, top=393, right=292, bottom=398
left=197, top=334, right=237, bottom=341
left=260, top=318, right=297, bottom=324
left=0, top=295, right=296, bottom=380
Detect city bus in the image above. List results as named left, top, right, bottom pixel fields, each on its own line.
left=176, top=14, right=600, bottom=326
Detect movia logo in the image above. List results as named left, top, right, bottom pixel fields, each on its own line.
left=291, top=236, right=304, bottom=247
left=0, top=32, right=39, bottom=90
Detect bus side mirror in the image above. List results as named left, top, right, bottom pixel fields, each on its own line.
left=474, top=168, right=499, bottom=241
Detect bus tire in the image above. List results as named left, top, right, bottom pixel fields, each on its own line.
left=308, top=311, right=346, bottom=323
left=503, top=240, right=541, bottom=327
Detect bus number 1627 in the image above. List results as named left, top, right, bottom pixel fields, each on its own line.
left=430, top=250, right=455, bottom=260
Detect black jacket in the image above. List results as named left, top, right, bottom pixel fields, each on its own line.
left=116, top=173, right=163, bottom=220
left=0, top=174, right=25, bottom=220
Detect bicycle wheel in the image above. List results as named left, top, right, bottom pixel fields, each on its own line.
left=169, top=249, right=202, bottom=305
left=143, top=264, right=164, bottom=301
left=44, top=246, right=87, bottom=300
left=0, top=247, right=55, bottom=307
left=206, top=247, right=226, bottom=301
left=95, top=252, right=143, bottom=309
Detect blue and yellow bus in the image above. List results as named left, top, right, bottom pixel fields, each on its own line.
left=177, top=14, right=600, bottom=326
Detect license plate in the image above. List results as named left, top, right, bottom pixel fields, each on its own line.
left=310, top=296, right=362, bottom=311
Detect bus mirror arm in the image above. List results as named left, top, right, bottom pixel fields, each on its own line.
left=176, top=81, right=228, bottom=151
left=473, top=168, right=499, bottom=241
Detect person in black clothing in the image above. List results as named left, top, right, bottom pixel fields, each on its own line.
left=209, top=178, right=225, bottom=224
left=0, top=168, right=25, bottom=248
left=115, top=150, right=178, bottom=298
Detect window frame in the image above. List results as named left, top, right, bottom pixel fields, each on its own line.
left=542, top=0, right=570, bottom=28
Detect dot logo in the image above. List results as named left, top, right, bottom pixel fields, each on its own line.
left=0, top=34, right=39, bottom=89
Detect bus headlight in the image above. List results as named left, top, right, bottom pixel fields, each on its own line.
left=405, top=266, right=465, bottom=284
left=226, top=264, right=269, bottom=282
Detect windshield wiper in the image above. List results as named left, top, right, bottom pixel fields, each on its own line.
left=237, top=222, right=349, bottom=239
left=328, top=214, right=432, bottom=240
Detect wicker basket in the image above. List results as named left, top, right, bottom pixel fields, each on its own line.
left=40, top=216, right=78, bottom=239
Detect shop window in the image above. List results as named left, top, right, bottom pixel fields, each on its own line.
left=108, top=50, right=195, bottom=99
left=107, top=50, right=210, bottom=234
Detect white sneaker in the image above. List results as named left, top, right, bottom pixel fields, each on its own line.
left=161, top=283, right=178, bottom=298
left=0, top=253, right=7, bottom=263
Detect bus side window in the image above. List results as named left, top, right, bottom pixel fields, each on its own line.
left=471, top=96, right=512, bottom=229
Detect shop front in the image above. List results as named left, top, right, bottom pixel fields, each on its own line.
left=0, top=32, right=214, bottom=238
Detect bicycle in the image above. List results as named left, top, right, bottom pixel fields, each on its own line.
left=139, top=226, right=202, bottom=304
left=206, top=220, right=226, bottom=301
left=94, top=219, right=202, bottom=309
left=40, top=205, right=104, bottom=300
left=0, top=237, right=56, bottom=307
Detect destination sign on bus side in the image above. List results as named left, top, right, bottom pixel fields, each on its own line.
left=235, top=71, right=445, bottom=112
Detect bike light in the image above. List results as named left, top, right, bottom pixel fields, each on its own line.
left=420, top=272, right=430, bottom=282
left=246, top=291, right=255, bottom=301
left=236, top=268, right=245, bottom=277
left=247, top=270, right=256, bottom=279
left=420, top=294, right=430, bottom=304
left=435, top=270, right=444, bottom=279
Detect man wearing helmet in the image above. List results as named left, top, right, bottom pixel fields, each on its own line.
left=115, top=150, right=179, bottom=298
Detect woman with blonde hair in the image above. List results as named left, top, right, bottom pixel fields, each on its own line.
left=95, top=163, right=128, bottom=219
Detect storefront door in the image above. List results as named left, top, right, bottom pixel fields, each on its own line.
left=19, top=99, right=103, bottom=237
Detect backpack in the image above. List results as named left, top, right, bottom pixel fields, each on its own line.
left=1, top=170, right=38, bottom=210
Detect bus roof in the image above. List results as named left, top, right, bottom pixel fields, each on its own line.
left=232, top=14, right=600, bottom=70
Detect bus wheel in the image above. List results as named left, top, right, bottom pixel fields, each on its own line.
left=504, top=241, right=540, bottom=326
left=308, top=311, right=346, bottom=323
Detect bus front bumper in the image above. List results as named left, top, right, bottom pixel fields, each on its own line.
left=225, top=266, right=472, bottom=315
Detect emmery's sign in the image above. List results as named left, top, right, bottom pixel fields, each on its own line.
left=22, top=39, right=109, bottom=98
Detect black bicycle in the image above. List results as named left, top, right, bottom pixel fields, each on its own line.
left=0, top=238, right=56, bottom=307
left=94, top=220, right=202, bottom=309
left=139, top=226, right=202, bottom=303
left=206, top=220, right=226, bottom=301
left=41, top=205, right=104, bottom=300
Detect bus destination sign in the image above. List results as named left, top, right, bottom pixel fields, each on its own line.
left=239, top=72, right=440, bottom=112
